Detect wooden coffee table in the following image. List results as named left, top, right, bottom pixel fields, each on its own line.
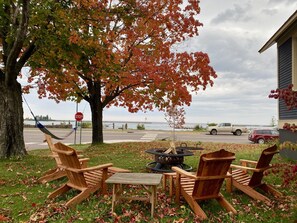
left=106, top=173, right=162, bottom=217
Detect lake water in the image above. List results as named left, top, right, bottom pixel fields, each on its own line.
left=24, top=120, right=272, bottom=131
left=24, top=120, right=201, bottom=131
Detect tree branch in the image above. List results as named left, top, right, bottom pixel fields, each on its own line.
left=102, top=81, right=146, bottom=107
left=16, top=39, right=37, bottom=73
left=6, top=0, right=29, bottom=85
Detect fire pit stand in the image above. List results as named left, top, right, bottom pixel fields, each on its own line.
left=145, top=148, right=194, bottom=173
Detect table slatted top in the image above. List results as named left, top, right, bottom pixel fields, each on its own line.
left=106, top=173, right=162, bottom=185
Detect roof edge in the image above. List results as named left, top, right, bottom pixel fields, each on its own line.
left=259, top=10, right=297, bottom=53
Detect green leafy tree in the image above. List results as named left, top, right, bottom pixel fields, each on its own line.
left=0, top=0, right=70, bottom=158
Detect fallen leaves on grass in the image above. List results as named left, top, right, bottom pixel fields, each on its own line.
left=0, top=214, right=10, bottom=222
left=20, top=176, right=39, bottom=187
left=2, top=141, right=296, bottom=222
left=0, top=179, right=6, bottom=186
left=28, top=203, right=68, bottom=223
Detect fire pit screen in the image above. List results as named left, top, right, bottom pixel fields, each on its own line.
left=146, top=143, right=204, bottom=172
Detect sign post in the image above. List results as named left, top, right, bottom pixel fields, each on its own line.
left=74, top=112, right=84, bottom=144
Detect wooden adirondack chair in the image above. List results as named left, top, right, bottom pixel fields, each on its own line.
left=48, top=142, right=113, bottom=207
left=172, top=149, right=236, bottom=220
left=226, top=145, right=282, bottom=204
left=39, top=134, right=130, bottom=185
left=38, top=134, right=89, bottom=184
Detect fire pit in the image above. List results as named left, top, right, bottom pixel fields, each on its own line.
left=145, top=148, right=194, bottom=173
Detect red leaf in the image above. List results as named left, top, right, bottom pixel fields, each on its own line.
left=0, top=215, right=10, bottom=222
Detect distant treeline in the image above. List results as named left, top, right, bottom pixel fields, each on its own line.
left=25, top=115, right=52, bottom=121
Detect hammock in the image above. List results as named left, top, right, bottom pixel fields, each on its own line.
left=23, top=96, right=76, bottom=140
left=34, top=118, right=76, bottom=140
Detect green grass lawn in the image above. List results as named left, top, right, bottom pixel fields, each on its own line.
left=0, top=141, right=296, bottom=222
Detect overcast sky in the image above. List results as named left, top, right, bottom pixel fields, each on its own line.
left=21, top=0, right=297, bottom=125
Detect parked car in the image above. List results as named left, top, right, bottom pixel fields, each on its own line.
left=206, top=123, right=248, bottom=136
left=248, top=129, right=279, bottom=144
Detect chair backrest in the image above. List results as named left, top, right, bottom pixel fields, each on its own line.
left=44, top=134, right=62, bottom=166
left=53, top=142, right=88, bottom=188
left=249, top=144, right=278, bottom=187
left=193, top=149, right=235, bottom=199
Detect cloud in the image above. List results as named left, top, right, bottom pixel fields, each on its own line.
left=21, top=0, right=296, bottom=126
left=178, top=0, right=285, bottom=125
left=262, top=8, right=278, bottom=16
left=268, top=0, right=296, bottom=5
left=211, top=3, right=252, bottom=24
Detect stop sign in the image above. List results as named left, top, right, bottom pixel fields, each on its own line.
left=75, top=112, right=84, bottom=121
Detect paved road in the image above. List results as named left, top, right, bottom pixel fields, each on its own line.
left=24, top=128, right=252, bottom=150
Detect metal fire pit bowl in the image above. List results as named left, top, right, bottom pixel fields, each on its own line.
left=145, top=148, right=194, bottom=173
left=146, top=148, right=194, bottom=165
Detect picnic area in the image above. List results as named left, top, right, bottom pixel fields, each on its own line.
left=0, top=137, right=296, bottom=222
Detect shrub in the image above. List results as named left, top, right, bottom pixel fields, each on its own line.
left=193, top=124, right=204, bottom=131
left=80, top=122, right=92, bottom=128
left=137, top=123, right=145, bottom=130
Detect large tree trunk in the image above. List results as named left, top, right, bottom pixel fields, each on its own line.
left=0, top=77, right=27, bottom=158
left=89, top=85, right=104, bottom=144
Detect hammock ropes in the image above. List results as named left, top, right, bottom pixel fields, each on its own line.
left=22, top=95, right=76, bottom=140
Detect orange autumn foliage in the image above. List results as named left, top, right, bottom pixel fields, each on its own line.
left=27, top=0, right=217, bottom=143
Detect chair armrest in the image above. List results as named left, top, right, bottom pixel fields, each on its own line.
left=203, top=156, right=235, bottom=162
left=80, top=163, right=113, bottom=172
left=78, top=158, right=90, bottom=163
left=230, top=164, right=270, bottom=172
left=79, top=158, right=89, bottom=168
left=172, top=167, right=197, bottom=179
left=66, top=163, right=113, bottom=173
left=263, top=151, right=279, bottom=156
